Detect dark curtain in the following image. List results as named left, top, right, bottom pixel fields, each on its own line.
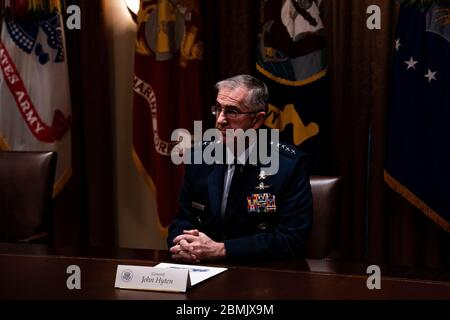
left=322, top=0, right=369, bottom=262
left=202, top=0, right=260, bottom=129
left=53, top=0, right=115, bottom=247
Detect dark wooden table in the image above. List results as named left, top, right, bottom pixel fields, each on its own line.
left=1, top=243, right=450, bottom=300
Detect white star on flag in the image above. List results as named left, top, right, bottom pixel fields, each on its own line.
left=424, top=69, right=437, bottom=82
left=395, top=38, right=401, bottom=51
left=404, top=57, right=418, bottom=70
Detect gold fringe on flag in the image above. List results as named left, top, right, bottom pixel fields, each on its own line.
left=51, top=0, right=62, bottom=13
left=29, top=0, right=43, bottom=11
left=28, top=0, right=63, bottom=14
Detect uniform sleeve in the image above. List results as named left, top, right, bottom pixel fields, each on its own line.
left=224, top=152, right=313, bottom=259
left=166, top=164, right=196, bottom=248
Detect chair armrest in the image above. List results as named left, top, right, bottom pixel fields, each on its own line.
left=323, top=249, right=342, bottom=261
left=18, top=232, right=49, bottom=243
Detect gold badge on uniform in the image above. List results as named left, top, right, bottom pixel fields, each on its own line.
left=255, top=182, right=271, bottom=190
left=247, top=193, right=276, bottom=213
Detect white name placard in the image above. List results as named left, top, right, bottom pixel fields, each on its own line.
left=114, top=265, right=191, bottom=293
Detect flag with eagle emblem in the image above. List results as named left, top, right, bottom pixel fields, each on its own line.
left=256, top=0, right=328, bottom=166
left=0, top=2, right=72, bottom=196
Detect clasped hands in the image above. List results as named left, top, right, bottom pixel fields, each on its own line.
left=169, top=229, right=226, bottom=263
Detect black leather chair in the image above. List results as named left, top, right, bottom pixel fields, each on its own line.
left=306, top=176, right=341, bottom=259
left=0, top=150, right=57, bottom=243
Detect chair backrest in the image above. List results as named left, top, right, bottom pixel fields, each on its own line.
left=0, top=151, right=57, bottom=242
left=306, top=176, right=341, bottom=259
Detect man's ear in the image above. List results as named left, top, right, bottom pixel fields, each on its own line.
left=252, top=112, right=266, bottom=129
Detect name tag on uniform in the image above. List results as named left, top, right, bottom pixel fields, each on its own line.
left=114, top=265, right=191, bottom=293
left=191, top=201, right=205, bottom=211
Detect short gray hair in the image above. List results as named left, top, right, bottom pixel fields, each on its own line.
left=215, top=74, right=269, bottom=112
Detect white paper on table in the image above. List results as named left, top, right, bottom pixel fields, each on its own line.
left=154, top=263, right=227, bottom=286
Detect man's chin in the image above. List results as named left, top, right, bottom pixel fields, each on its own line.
left=217, top=129, right=227, bottom=143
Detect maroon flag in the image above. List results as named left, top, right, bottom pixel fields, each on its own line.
left=132, top=0, right=203, bottom=231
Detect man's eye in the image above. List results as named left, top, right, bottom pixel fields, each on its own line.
left=227, top=109, right=239, bottom=115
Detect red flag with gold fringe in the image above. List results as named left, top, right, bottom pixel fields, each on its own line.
left=132, top=0, right=203, bottom=232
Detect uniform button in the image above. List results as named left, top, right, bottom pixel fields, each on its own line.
left=257, top=223, right=269, bottom=231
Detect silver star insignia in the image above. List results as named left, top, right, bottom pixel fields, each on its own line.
left=395, top=38, right=401, bottom=51
left=404, top=56, right=418, bottom=70
left=259, top=170, right=267, bottom=180
left=424, top=69, right=437, bottom=82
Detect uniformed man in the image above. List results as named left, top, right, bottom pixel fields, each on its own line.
left=167, top=74, right=312, bottom=261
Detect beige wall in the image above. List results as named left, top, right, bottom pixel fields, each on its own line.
left=104, top=0, right=166, bottom=250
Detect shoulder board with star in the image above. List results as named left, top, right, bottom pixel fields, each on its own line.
left=190, top=140, right=210, bottom=149
left=202, top=141, right=212, bottom=147
left=276, top=142, right=298, bottom=159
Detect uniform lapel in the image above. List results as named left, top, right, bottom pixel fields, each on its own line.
left=208, top=164, right=225, bottom=218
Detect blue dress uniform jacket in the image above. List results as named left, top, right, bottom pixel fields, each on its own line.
left=167, top=141, right=313, bottom=260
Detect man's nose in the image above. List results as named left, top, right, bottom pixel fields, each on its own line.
left=216, top=109, right=228, bottom=124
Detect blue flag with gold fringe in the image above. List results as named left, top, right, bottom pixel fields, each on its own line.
left=384, top=1, right=450, bottom=232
